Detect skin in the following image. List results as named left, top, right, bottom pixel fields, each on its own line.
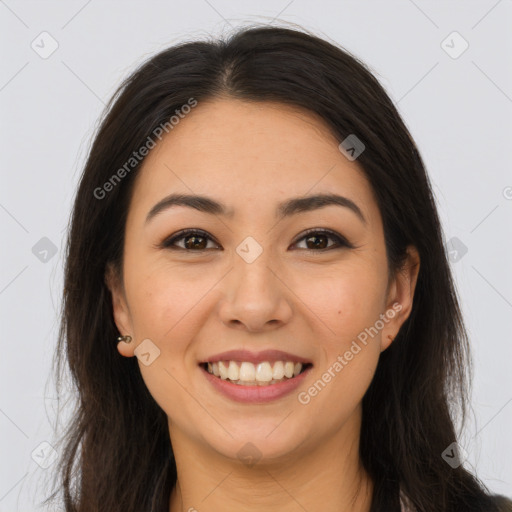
left=106, top=98, right=420, bottom=512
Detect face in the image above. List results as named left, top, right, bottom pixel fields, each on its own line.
left=107, top=98, right=419, bottom=465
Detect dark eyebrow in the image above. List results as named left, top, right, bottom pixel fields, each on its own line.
left=145, top=192, right=367, bottom=225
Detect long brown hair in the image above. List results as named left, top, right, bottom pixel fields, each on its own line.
left=43, top=24, right=510, bottom=511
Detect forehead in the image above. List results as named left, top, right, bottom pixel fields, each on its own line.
left=129, top=98, right=378, bottom=226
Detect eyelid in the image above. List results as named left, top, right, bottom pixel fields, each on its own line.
left=159, top=227, right=353, bottom=251
left=159, top=228, right=220, bottom=250
left=290, top=228, right=353, bottom=250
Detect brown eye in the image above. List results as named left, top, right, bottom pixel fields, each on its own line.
left=182, top=234, right=207, bottom=250
left=162, top=229, right=219, bottom=251
left=305, top=233, right=329, bottom=249
left=292, top=229, right=352, bottom=251
left=160, top=228, right=352, bottom=252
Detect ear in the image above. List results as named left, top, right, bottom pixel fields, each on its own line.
left=105, top=263, right=135, bottom=357
left=381, top=245, right=420, bottom=352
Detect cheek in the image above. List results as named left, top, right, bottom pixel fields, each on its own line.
left=123, top=255, right=209, bottom=342
left=293, top=260, right=386, bottom=346
left=302, top=346, right=379, bottom=433
left=123, top=263, right=210, bottom=422
left=293, top=263, right=385, bottom=407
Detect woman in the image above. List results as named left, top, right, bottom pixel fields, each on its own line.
left=44, top=25, right=511, bottom=511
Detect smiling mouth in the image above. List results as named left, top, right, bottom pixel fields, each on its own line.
left=200, top=361, right=313, bottom=386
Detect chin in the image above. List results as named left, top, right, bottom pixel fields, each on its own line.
left=201, top=421, right=310, bottom=467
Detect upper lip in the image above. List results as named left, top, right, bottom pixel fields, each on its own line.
left=199, top=349, right=312, bottom=365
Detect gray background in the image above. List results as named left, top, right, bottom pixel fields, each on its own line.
left=1, top=0, right=511, bottom=509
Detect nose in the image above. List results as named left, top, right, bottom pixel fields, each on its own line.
left=217, top=253, right=293, bottom=332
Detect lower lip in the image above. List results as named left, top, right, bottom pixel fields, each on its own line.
left=200, top=365, right=312, bottom=403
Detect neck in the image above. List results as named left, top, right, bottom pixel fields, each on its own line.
left=168, top=411, right=373, bottom=512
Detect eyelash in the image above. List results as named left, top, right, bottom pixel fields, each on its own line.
left=160, top=228, right=354, bottom=252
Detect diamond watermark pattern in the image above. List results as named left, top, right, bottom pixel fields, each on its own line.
left=338, top=134, right=365, bottom=161
left=441, top=31, right=469, bottom=59
left=236, top=442, right=262, bottom=468
left=32, top=237, right=58, bottom=263
left=134, top=338, right=161, bottom=366
left=31, top=441, right=58, bottom=469
left=236, top=236, right=263, bottom=264
left=31, top=31, right=59, bottom=59
left=441, top=442, right=468, bottom=468
left=446, top=236, right=468, bottom=263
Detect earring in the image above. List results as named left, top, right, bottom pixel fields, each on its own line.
left=387, top=334, right=394, bottom=342
left=117, top=335, right=132, bottom=344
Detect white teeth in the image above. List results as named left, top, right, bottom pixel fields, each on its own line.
left=228, top=361, right=239, bottom=381
left=255, top=362, right=273, bottom=382
left=218, top=361, right=228, bottom=380
left=205, top=360, right=308, bottom=385
left=272, top=361, right=284, bottom=379
left=239, top=361, right=256, bottom=381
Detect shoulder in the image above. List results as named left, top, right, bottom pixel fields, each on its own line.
left=491, top=494, right=512, bottom=512
left=399, top=491, right=512, bottom=511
